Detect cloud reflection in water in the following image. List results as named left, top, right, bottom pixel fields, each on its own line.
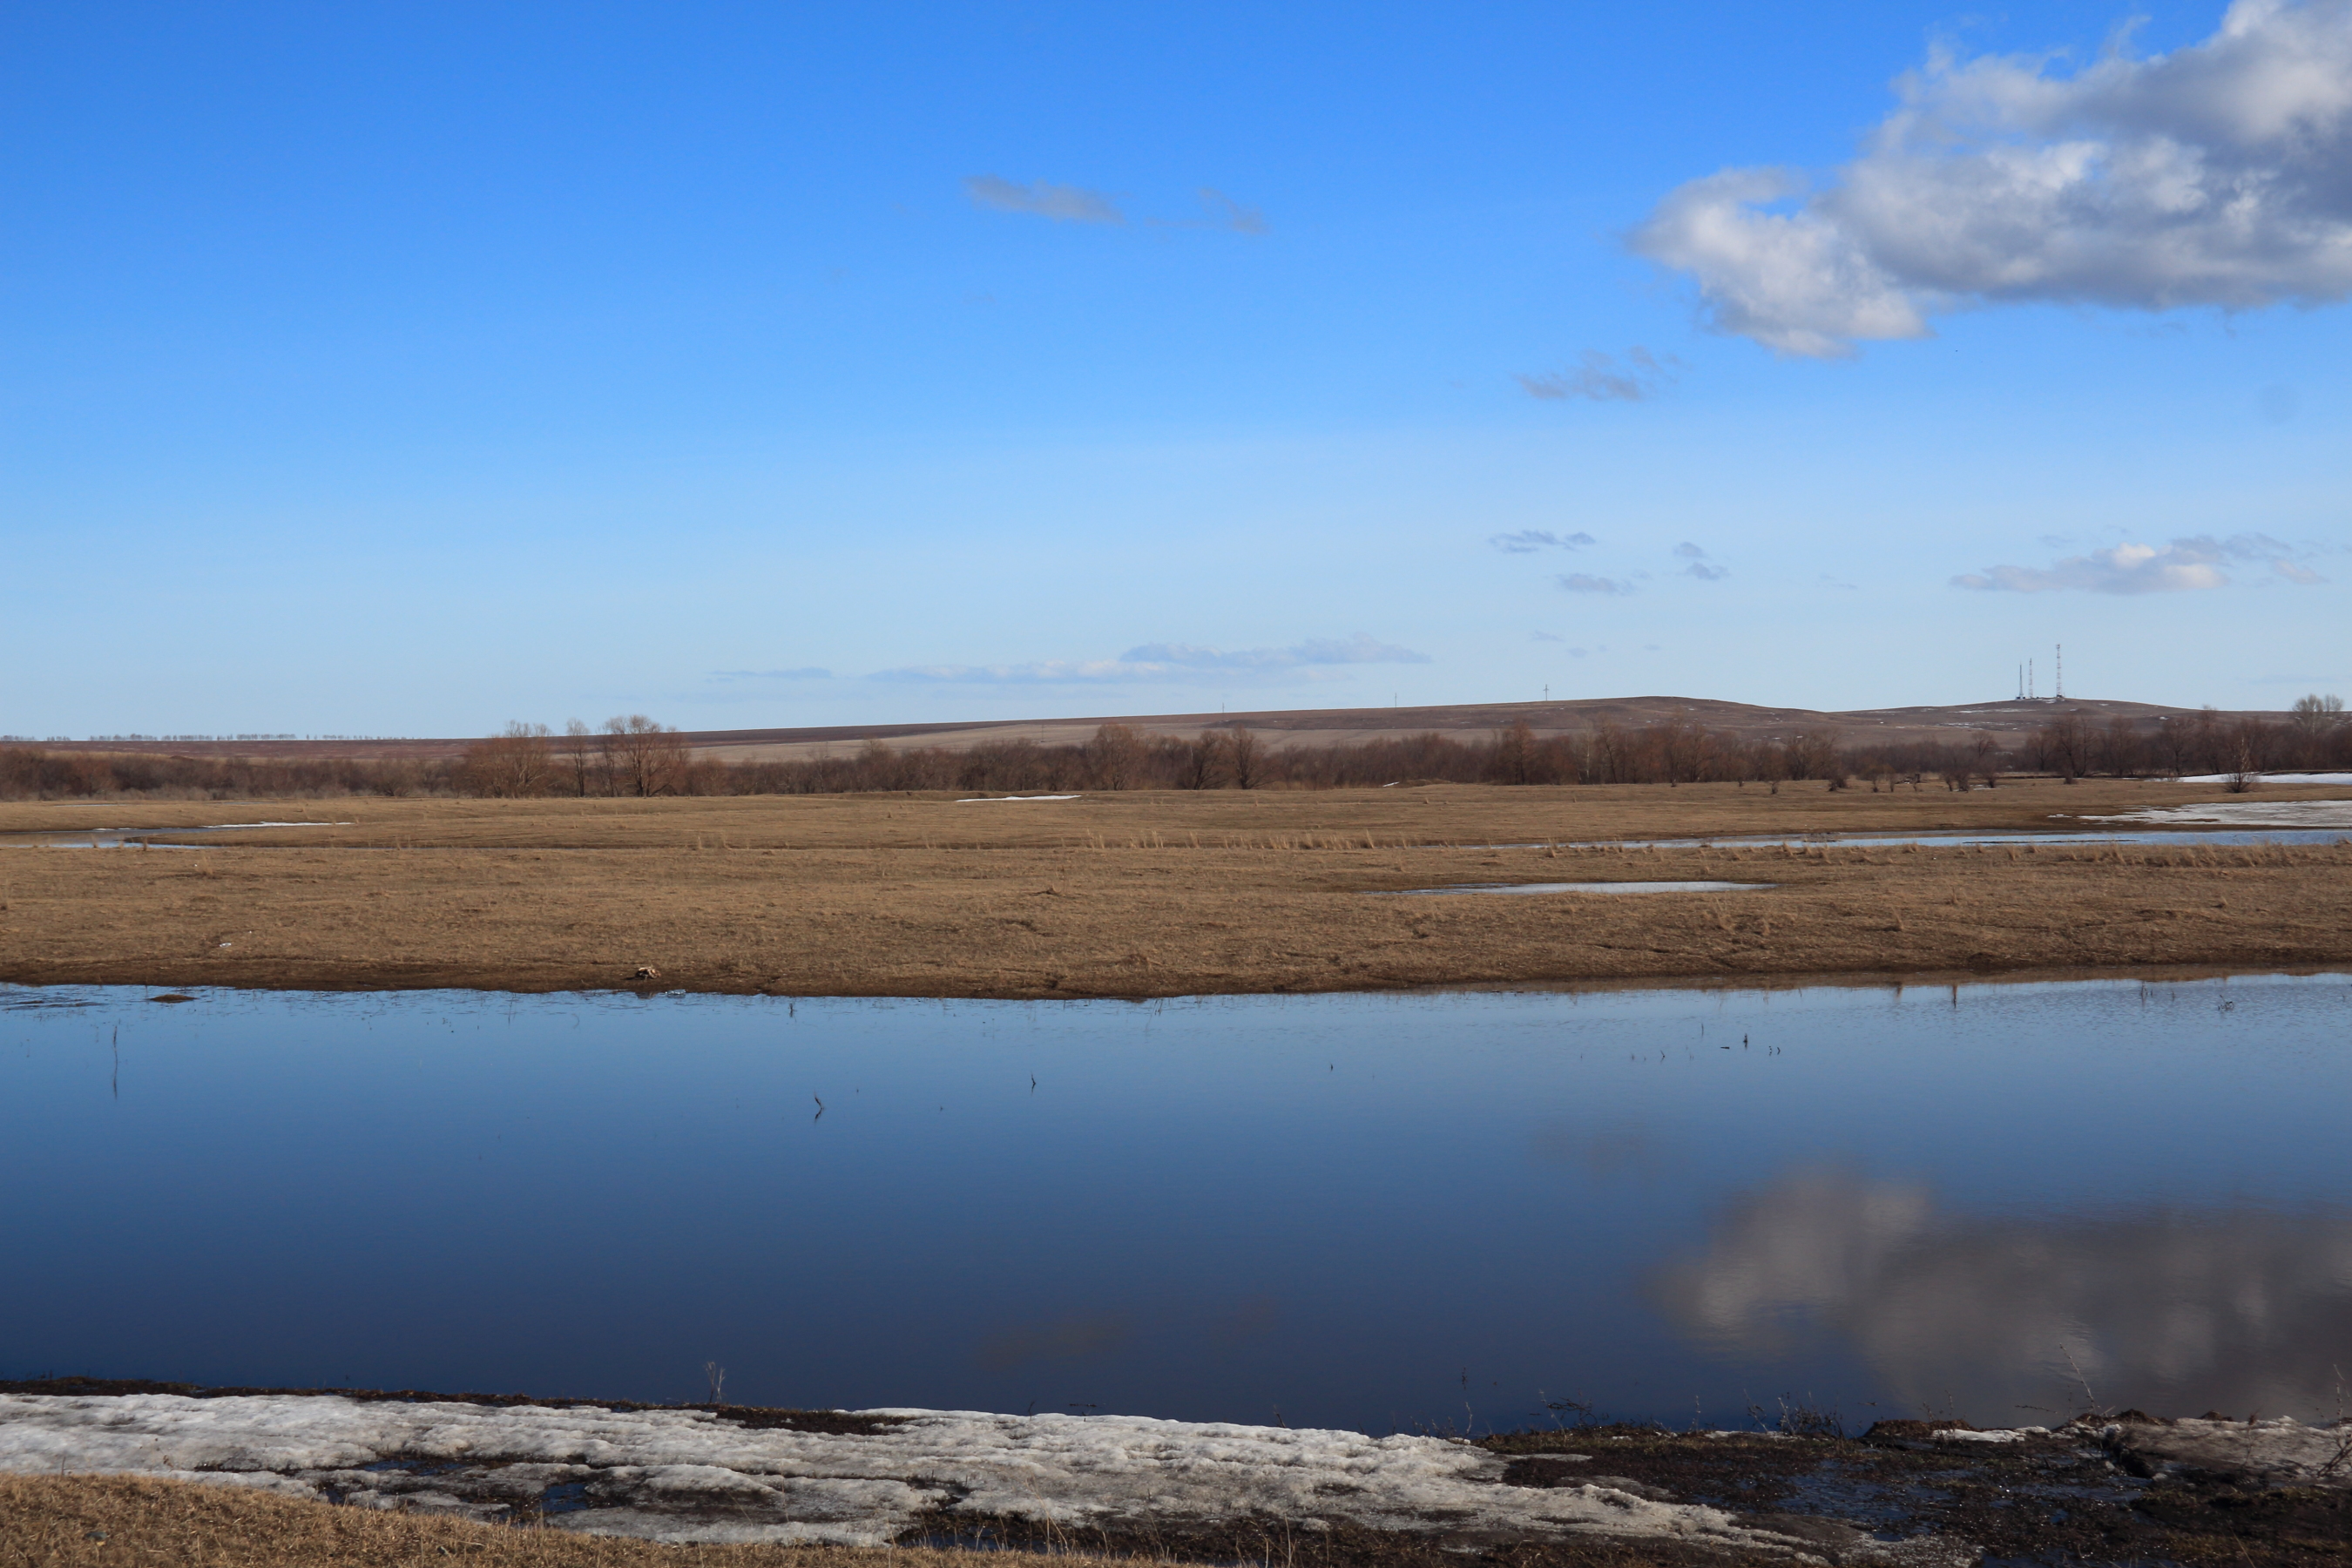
left=1652, top=1168, right=2352, bottom=1423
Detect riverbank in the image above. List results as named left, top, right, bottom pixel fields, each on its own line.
left=5, top=1384, right=2349, bottom=1565
left=3, top=782, right=2348, bottom=997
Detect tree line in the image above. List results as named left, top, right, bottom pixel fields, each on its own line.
left=4, top=698, right=2342, bottom=801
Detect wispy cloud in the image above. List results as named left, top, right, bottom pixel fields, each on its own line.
left=963, top=174, right=1125, bottom=225
left=1517, top=348, right=1680, bottom=402
left=1558, top=572, right=1633, bottom=595
left=1632, top=0, right=2352, bottom=356
left=1673, top=542, right=1730, bottom=580
left=1490, top=530, right=1596, bottom=554
left=1159, top=187, right=1268, bottom=235
left=1531, top=631, right=1564, bottom=642
left=875, top=634, right=1429, bottom=686
left=1953, top=533, right=2327, bottom=593
left=709, top=667, right=832, bottom=682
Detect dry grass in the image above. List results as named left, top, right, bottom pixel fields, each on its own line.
left=0, top=1472, right=1755, bottom=1568
left=0, top=1473, right=1076, bottom=1568
left=1, top=781, right=2346, bottom=997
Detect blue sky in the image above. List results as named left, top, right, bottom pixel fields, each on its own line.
left=4, top=1, right=2347, bottom=737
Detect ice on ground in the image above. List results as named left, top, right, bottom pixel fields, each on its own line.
left=1379, top=882, right=1776, bottom=896
left=0, top=1394, right=1835, bottom=1553
left=2173, top=774, right=2352, bottom=787
left=955, top=795, right=1081, bottom=803
left=2083, top=800, right=2352, bottom=829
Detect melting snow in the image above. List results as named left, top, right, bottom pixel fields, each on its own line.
left=0, top=1394, right=1835, bottom=1553
left=2085, top=800, right=2352, bottom=829
left=955, top=795, right=1082, bottom=803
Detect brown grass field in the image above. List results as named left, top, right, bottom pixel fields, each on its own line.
left=0, top=1471, right=1754, bottom=1568
left=2, top=779, right=2347, bottom=997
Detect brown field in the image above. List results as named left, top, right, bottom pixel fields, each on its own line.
left=0, top=1475, right=1085, bottom=1568
left=0, top=1471, right=1755, bottom=1568
left=2, top=779, right=2347, bottom=997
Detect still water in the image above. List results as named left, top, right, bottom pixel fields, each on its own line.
left=5, top=977, right=2349, bottom=1435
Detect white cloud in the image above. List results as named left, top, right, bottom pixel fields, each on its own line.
left=1490, top=530, right=1597, bottom=553
left=1558, top=572, right=1634, bottom=594
left=1953, top=532, right=2324, bottom=592
left=1673, top=541, right=1707, bottom=558
left=1531, top=631, right=1564, bottom=642
left=875, top=634, right=1429, bottom=686
left=1516, top=348, right=1680, bottom=402
left=1633, top=0, right=2352, bottom=356
left=964, top=175, right=1125, bottom=225
left=1682, top=561, right=1731, bottom=581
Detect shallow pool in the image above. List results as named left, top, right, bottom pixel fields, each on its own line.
left=4, top=975, right=2349, bottom=1435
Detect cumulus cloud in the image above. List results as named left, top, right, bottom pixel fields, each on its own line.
left=1490, top=530, right=1597, bottom=553
left=1633, top=0, right=2352, bottom=355
left=1953, top=532, right=2325, bottom=592
left=1517, top=348, right=1681, bottom=402
left=964, top=175, right=1125, bottom=225
left=1559, top=572, right=1634, bottom=594
left=875, top=634, right=1429, bottom=686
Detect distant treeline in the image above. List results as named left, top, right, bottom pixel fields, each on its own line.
left=5, top=700, right=2345, bottom=801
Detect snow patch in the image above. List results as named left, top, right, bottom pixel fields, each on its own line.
left=0, top=1394, right=1835, bottom=1553
left=2082, top=801, right=2352, bottom=829
left=956, top=795, right=1081, bottom=803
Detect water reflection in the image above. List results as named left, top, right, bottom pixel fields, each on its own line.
left=1654, top=1168, right=2352, bottom=1423
left=3, top=975, right=2348, bottom=1432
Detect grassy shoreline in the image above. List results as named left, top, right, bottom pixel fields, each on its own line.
left=3, top=781, right=2347, bottom=999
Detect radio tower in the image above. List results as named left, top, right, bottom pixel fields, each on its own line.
left=2055, top=644, right=2064, bottom=701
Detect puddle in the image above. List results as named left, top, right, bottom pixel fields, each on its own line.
left=0, top=822, right=349, bottom=849
left=3, top=974, right=2349, bottom=1435
left=1381, top=880, right=1775, bottom=896
left=1550, top=828, right=2350, bottom=850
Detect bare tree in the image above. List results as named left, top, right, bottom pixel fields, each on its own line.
left=1785, top=728, right=1841, bottom=782
left=1179, top=731, right=1231, bottom=789
left=2291, top=693, right=2346, bottom=734
left=603, top=714, right=687, bottom=796
left=1492, top=720, right=1538, bottom=785
left=559, top=720, right=598, bottom=796
left=1228, top=726, right=1261, bottom=789
left=1085, top=723, right=1147, bottom=789
left=461, top=721, right=553, bottom=797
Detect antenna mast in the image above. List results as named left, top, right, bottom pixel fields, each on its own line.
left=2056, top=644, right=2064, bottom=701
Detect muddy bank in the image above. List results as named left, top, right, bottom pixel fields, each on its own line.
left=5, top=1383, right=2350, bottom=1564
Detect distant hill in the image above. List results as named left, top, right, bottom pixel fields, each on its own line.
left=30, top=694, right=2262, bottom=763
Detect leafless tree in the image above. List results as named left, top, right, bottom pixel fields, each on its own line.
left=1492, top=720, right=1538, bottom=785
left=1179, top=731, right=1231, bottom=789
left=462, top=721, right=554, bottom=797
left=559, top=720, right=599, bottom=796
left=603, top=714, right=687, bottom=796
left=1085, top=723, right=1148, bottom=789
left=1228, top=726, right=1262, bottom=789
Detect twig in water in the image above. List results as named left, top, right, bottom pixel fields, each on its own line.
left=2061, top=1342, right=2109, bottom=1417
